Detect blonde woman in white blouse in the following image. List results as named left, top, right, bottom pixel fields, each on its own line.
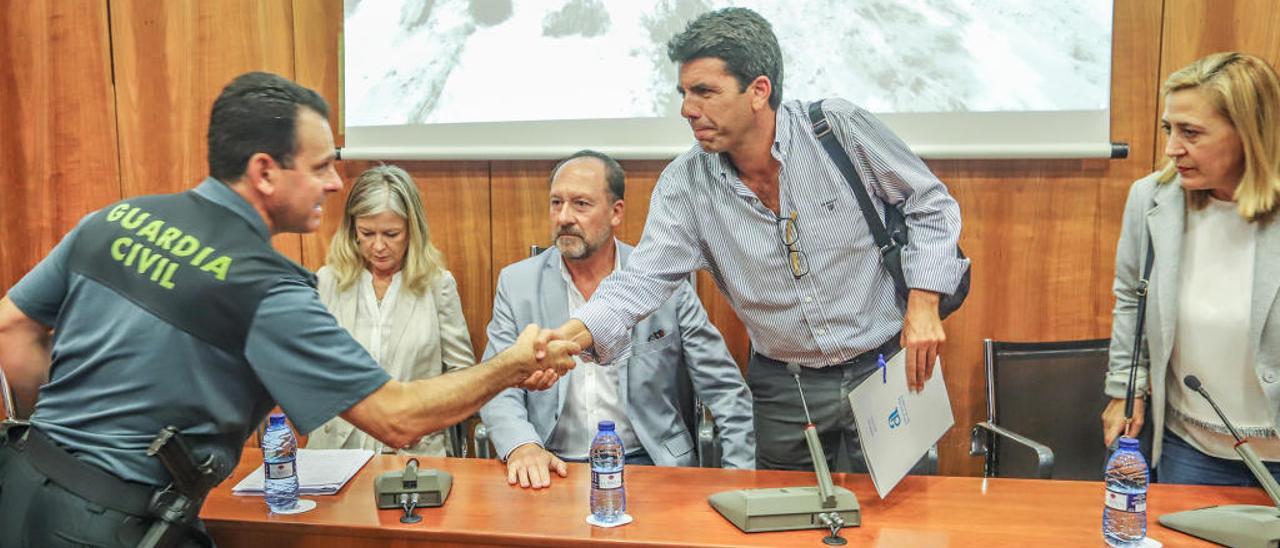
left=1103, top=52, right=1280, bottom=485
left=308, top=165, right=476, bottom=455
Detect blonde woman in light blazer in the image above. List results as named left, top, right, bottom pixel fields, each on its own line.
left=1102, top=52, right=1280, bottom=485
left=308, top=165, right=475, bottom=456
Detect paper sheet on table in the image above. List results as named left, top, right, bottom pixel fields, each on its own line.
left=232, top=449, right=374, bottom=496
left=850, top=350, right=953, bottom=499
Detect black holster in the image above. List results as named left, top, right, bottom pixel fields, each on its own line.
left=140, top=426, right=219, bottom=548
left=14, top=426, right=212, bottom=548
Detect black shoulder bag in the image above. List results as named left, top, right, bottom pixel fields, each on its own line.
left=806, top=100, right=971, bottom=318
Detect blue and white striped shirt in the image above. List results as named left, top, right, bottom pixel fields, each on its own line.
left=575, top=99, right=967, bottom=367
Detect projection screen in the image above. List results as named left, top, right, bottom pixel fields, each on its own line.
left=342, top=0, right=1115, bottom=160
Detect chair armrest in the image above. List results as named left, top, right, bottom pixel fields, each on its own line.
left=970, top=421, right=1055, bottom=479
left=473, top=422, right=494, bottom=459
left=696, top=401, right=720, bottom=468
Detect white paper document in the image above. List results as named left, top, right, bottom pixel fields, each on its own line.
left=849, top=351, right=954, bottom=499
left=232, top=449, right=374, bottom=496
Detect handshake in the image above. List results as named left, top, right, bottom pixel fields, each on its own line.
left=502, top=320, right=595, bottom=391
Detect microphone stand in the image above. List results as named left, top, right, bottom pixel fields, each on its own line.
left=708, top=364, right=859, bottom=538
left=1158, top=376, right=1280, bottom=547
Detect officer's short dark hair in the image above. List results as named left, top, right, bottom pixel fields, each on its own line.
left=207, top=72, right=330, bottom=183
left=666, top=7, right=784, bottom=110
left=549, top=149, right=626, bottom=202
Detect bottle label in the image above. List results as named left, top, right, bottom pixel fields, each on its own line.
left=1104, top=488, right=1146, bottom=512
left=265, top=459, right=296, bottom=480
left=593, top=470, right=623, bottom=490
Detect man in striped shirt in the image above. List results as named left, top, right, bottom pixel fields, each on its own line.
left=536, top=7, right=968, bottom=472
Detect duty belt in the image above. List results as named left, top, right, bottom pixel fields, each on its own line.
left=20, top=426, right=157, bottom=517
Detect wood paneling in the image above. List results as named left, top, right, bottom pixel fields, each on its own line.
left=292, top=0, right=346, bottom=269
left=1157, top=0, right=1280, bottom=164
left=109, top=0, right=303, bottom=261
left=0, top=1, right=120, bottom=292
left=489, top=161, right=559, bottom=285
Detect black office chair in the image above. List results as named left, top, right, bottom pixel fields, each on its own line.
left=969, top=338, right=1113, bottom=480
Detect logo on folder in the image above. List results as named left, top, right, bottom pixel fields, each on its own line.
left=887, top=395, right=910, bottom=430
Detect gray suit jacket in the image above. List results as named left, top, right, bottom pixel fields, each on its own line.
left=479, top=243, right=755, bottom=468
left=1106, top=172, right=1280, bottom=464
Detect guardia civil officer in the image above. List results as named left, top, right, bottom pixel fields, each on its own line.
left=0, top=72, right=579, bottom=547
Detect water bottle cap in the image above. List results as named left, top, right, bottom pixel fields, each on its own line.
left=269, top=413, right=287, bottom=427
left=1116, top=436, right=1140, bottom=449
left=598, top=420, right=615, bottom=431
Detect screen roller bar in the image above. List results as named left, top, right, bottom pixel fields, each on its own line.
left=337, top=142, right=1130, bottom=161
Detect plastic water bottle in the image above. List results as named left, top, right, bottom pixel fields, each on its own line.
left=590, top=420, right=626, bottom=522
left=261, top=413, right=299, bottom=513
left=1103, top=437, right=1148, bottom=546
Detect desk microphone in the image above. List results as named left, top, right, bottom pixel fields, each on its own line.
left=1158, top=375, right=1280, bottom=545
left=708, top=363, right=859, bottom=539
left=374, top=458, right=452, bottom=524
left=787, top=363, right=836, bottom=507
left=1182, top=375, right=1280, bottom=506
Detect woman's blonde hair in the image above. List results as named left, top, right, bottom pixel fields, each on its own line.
left=1157, top=52, right=1280, bottom=221
left=326, top=165, right=445, bottom=294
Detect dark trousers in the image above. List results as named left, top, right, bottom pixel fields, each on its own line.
left=748, top=342, right=934, bottom=474
left=0, top=426, right=211, bottom=548
left=1158, top=428, right=1280, bottom=486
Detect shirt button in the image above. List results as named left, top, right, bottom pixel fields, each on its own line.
left=816, top=328, right=826, bottom=335
left=1265, top=371, right=1278, bottom=383
left=804, top=296, right=813, bottom=303
left=830, top=358, right=840, bottom=364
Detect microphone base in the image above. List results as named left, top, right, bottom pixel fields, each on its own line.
left=373, top=468, right=453, bottom=509
left=1159, top=505, right=1280, bottom=548
left=709, top=486, right=859, bottom=533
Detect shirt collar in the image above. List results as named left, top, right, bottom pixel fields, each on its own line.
left=192, top=178, right=271, bottom=241
left=709, top=101, right=796, bottom=180
left=771, top=101, right=798, bottom=159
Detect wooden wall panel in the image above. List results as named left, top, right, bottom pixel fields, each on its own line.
left=292, top=0, right=345, bottom=269
left=0, top=1, right=120, bottom=292
left=1157, top=0, right=1280, bottom=161
left=490, top=161, right=559, bottom=285
left=109, top=0, right=303, bottom=261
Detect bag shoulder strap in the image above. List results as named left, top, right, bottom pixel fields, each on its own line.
left=806, top=100, right=895, bottom=254
left=1124, top=230, right=1156, bottom=418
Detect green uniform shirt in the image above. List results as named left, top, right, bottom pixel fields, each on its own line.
left=7, top=178, right=391, bottom=486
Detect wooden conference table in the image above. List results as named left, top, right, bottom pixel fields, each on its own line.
left=202, top=454, right=1270, bottom=547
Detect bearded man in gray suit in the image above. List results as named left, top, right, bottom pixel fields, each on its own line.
left=479, top=150, right=755, bottom=489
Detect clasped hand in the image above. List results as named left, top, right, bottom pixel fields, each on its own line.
left=516, top=322, right=590, bottom=391
left=510, top=324, right=580, bottom=390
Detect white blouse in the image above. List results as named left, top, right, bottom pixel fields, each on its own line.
left=1167, top=197, right=1280, bottom=460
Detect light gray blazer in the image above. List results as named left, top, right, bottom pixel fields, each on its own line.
left=308, top=267, right=475, bottom=455
left=479, top=243, right=755, bottom=468
left=1106, top=172, right=1280, bottom=465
